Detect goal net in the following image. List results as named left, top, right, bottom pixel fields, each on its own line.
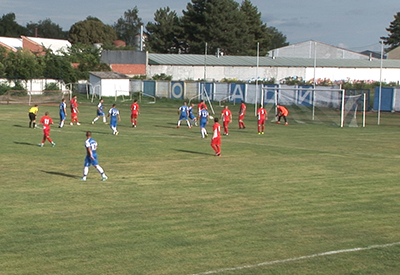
left=261, top=86, right=366, bottom=127
left=0, top=90, right=72, bottom=105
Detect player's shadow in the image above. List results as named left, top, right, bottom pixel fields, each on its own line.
left=40, top=170, right=79, bottom=179
left=14, top=141, right=37, bottom=146
left=13, top=124, right=26, bottom=128
left=174, top=149, right=213, bottom=156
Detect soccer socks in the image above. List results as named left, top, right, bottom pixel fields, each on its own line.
left=60, top=121, right=64, bottom=128
left=83, top=167, right=89, bottom=178
left=201, top=128, right=208, bottom=138
left=93, top=117, right=99, bottom=123
left=96, top=165, right=105, bottom=175
left=211, top=144, right=221, bottom=155
left=82, top=166, right=106, bottom=180
left=186, top=120, right=191, bottom=128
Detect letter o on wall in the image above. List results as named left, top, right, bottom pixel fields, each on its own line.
left=171, top=82, right=183, bottom=99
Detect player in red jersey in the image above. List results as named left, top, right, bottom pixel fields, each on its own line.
left=276, top=104, right=289, bottom=125
left=257, top=105, right=268, bottom=134
left=197, top=100, right=207, bottom=116
left=220, top=105, right=232, bottom=135
left=130, top=99, right=140, bottom=127
left=70, top=95, right=80, bottom=125
left=211, top=117, right=221, bottom=156
left=238, top=101, right=246, bottom=129
left=38, top=112, right=56, bottom=147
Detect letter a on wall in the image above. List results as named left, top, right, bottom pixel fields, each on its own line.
left=230, top=83, right=245, bottom=103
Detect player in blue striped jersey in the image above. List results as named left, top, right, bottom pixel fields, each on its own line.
left=177, top=102, right=191, bottom=129
left=81, top=131, right=107, bottom=181
left=107, top=104, right=121, bottom=135
left=58, top=98, right=67, bottom=128
left=198, top=105, right=209, bottom=138
left=92, top=99, right=107, bottom=124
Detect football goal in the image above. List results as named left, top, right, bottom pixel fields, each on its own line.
left=0, top=90, right=72, bottom=105
left=261, top=86, right=366, bottom=127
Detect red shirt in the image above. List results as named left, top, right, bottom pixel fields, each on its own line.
left=70, top=99, right=78, bottom=113
left=277, top=106, right=289, bottom=116
left=212, top=122, right=221, bottom=139
left=198, top=102, right=207, bottom=112
left=221, top=109, right=232, bottom=122
left=257, top=108, right=267, bottom=121
left=40, top=116, right=53, bottom=130
left=131, top=102, right=139, bottom=114
left=239, top=103, right=246, bottom=115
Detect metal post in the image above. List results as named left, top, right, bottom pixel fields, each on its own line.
left=378, top=41, right=383, bottom=125
left=363, top=92, right=366, bottom=127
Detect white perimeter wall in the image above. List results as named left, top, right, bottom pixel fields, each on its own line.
left=149, top=65, right=400, bottom=83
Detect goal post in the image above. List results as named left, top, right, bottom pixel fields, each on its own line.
left=0, top=90, right=72, bottom=105
left=261, top=86, right=366, bottom=127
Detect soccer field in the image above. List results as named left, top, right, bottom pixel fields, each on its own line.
left=1, top=99, right=400, bottom=275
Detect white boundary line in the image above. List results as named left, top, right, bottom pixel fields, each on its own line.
left=189, top=241, right=400, bottom=275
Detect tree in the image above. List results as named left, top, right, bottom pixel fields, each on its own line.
left=65, top=44, right=111, bottom=80
left=0, top=13, right=28, bottom=37
left=267, top=26, right=288, bottom=51
left=38, top=48, right=78, bottom=83
left=381, top=12, right=400, bottom=51
left=145, top=7, right=184, bottom=53
left=239, top=0, right=271, bottom=55
left=181, top=0, right=250, bottom=55
left=113, top=7, right=143, bottom=46
left=3, top=49, right=43, bottom=79
left=26, top=18, right=67, bottom=39
left=68, top=17, right=117, bottom=45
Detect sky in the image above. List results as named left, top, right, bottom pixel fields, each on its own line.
left=2, top=0, right=400, bottom=52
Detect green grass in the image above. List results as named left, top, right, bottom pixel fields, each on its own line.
left=1, top=98, right=400, bottom=275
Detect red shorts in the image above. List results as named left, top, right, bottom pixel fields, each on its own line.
left=131, top=112, right=138, bottom=119
left=239, top=114, right=245, bottom=120
left=258, top=119, right=265, bottom=125
left=43, top=129, right=50, bottom=136
left=223, top=120, right=230, bottom=128
left=211, top=137, right=221, bottom=146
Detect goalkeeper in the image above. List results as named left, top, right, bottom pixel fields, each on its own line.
left=276, top=104, right=289, bottom=125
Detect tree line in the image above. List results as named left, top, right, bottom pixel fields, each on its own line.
left=1, top=0, right=288, bottom=56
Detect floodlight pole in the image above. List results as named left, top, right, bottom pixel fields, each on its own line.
left=202, top=42, right=215, bottom=114
left=257, top=42, right=262, bottom=106
left=312, top=41, right=317, bottom=121
left=377, top=41, right=384, bottom=125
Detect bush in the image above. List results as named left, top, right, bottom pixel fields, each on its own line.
left=151, top=73, right=172, bottom=81
left=0, top=82, right=12, bottom=95
left=44, top=82, right=60, bottom=91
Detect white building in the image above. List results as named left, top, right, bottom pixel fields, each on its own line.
left=89, top=71, right=130, bottom=97
left=147, top=53, right=400, bottom=84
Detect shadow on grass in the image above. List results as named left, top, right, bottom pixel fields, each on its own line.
left=174, top=149, right=213, bottom=156
left=14, top=141, right=38, bottom=146
left=40, top=170, right=79, bottom=178
left=13, top=124, right=27, bottom=128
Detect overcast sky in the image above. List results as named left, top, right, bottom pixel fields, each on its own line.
left=3, top=0, right=399, bottom=52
